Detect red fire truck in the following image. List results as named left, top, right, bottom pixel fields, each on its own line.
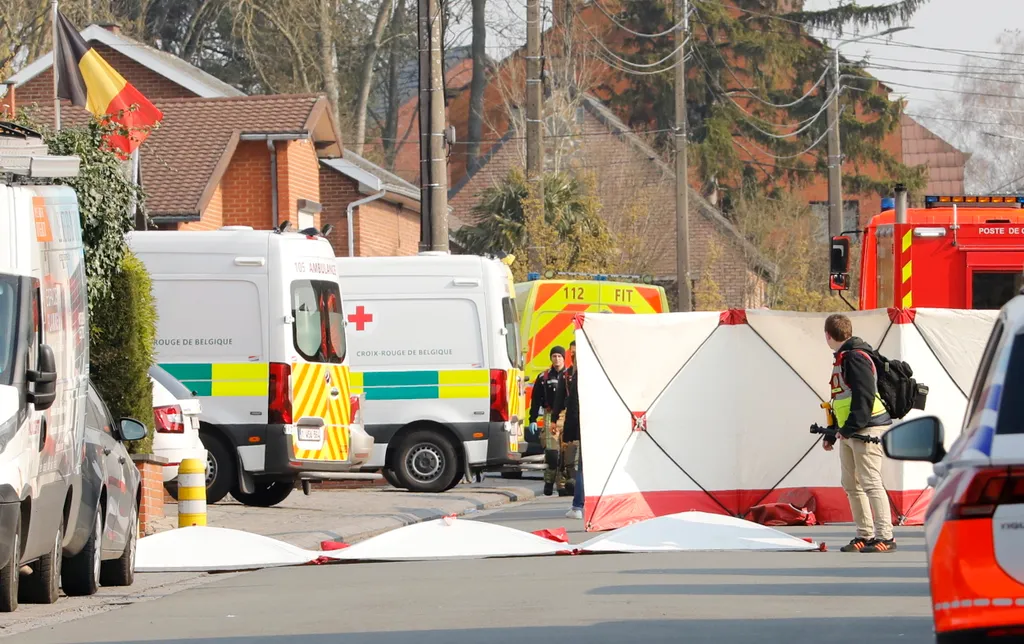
left=830, top=184, right=1024, bottom=310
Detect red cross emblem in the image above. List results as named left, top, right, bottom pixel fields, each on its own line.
left=631, top=412, right=647, bottom=432
left=347, top=305, right=373, bottom=331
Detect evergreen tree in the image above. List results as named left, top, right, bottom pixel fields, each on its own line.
left=604, top=0, right=929, bottom=209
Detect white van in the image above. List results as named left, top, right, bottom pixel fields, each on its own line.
left=128, top=227, right=373, bottom=508
left=0, top=127, right=89, bottom=611
left=335, top=252, right=527, bottom=493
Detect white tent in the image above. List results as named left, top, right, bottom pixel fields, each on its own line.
left=574, top=307, right=998, bottom=532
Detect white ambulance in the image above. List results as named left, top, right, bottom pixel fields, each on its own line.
left=335, top=252, right=527, bottom=493
left=0, top=125, right=89, bottom=610
left=128, top=226, right=373, bottom=507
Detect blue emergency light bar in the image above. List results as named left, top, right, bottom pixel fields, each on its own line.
left=526, top=270, right=655, bottom=284
left=924, top=195, right=1024, bottom=208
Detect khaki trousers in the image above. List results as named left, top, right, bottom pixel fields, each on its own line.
left=839, top=428, right=893, bottom=541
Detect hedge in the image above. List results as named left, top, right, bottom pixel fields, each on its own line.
left=89, top=250, right=158, bottom=455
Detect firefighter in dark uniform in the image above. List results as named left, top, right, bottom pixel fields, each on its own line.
left=529, top=346, right=566, bottom=496
left=551, top=341, right=579, bottom=498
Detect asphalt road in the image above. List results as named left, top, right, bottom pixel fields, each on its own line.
left=10, top=476, right=937, bottom=644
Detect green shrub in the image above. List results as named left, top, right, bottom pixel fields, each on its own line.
left=89, top=250, right=158, bottom=455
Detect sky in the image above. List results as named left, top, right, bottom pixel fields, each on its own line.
left=803, top=0, right=1024, bottom=118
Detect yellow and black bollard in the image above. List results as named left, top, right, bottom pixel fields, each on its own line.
left=177, top=458, right=207, bottom=527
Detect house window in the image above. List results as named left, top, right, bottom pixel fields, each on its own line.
left=809, top=200, right=859, bottom=241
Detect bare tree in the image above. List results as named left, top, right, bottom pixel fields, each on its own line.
left=352, top=0, right=394, bottom=155
left=918, top=29, right=1024, bottom=193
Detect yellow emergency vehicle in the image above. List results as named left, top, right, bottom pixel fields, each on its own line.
left=516, top=273, right=668, bottom=382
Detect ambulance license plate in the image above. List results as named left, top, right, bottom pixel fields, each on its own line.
left=298, top=427, right=323, bottom=442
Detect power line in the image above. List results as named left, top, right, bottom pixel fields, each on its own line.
left=591, top=0, right=688, bottom=39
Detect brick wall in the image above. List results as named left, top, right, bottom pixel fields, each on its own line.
left=17, top=43, right=199, bottom=108
left=319, top=166, right=421, bottom=257
left=278, top=139, right=322, bottom=230
left=202, top=140, right=274, bottom=229
left=132, top=456, right=166, bottom=537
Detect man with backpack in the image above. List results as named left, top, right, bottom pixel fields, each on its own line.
left=822, top=314, right=896, bottom=553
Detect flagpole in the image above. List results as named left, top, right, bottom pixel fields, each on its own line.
left=52, top=0, right=60, bottom=130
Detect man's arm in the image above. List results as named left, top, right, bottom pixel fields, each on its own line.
left=528, top=373, right=545, bottom=424
left=840, top=351, right=876, bottom=436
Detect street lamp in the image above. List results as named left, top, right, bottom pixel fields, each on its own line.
left=825, top=25, right=913, bottom=243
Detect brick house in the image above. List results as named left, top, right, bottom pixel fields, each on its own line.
left=449, top=94, right=777, bottom=307
left=320, top=149, right=424, bottom=257
left=3, top=22, right=435, bottom=254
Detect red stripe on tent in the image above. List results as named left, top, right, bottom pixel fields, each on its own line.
left=719, top=309, right=748, bottom=325
left=637, top=286, right=664, bottom=312
left=534, top=283, right=562, bottom=310
left=573, top=312, right=586, bottom=329
left=584, top=487, right=930, bottom=532
left=888, top=308, right=917, bottom=324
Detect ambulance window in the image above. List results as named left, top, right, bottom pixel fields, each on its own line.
left=502, top=297, right=522, bottom=369
left=996, top=335, right=1024, bottom=434
left=290, top=280, right=345, bottom=364
left=972, top=272, right=1024, bottom=310
left=0, top=277, right=15, bottom=385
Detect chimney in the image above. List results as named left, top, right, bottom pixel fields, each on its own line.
left=98, top=23, right=121, bottom=35
left=0, top=83, right=14, bottom=120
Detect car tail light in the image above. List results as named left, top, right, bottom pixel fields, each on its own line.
left=948, top=466, right=1024, bottom=520
left=268, top=362, right=293, bottom=425
left=349, top=395, right=362, bottom=425
left=153, top=404, right=184, bottom=433
left=490, top=369, right=509, bottom=423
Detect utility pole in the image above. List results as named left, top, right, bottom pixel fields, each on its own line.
left=525, top=0, right=544, bottom=203
left=417, top=0, right=431, bottom=251
left=826, top=46, right=843, bottom=242
left=674, top=0, right=691, bottom=312
left=417, top=0, right=449, bottom=252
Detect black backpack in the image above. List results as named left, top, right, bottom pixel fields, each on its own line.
left=852, top=348, right=929, bottom=420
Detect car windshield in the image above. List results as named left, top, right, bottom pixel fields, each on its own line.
left=0, top=275, right=18, bottom=387
left=149, top=365, right=195, bottom=400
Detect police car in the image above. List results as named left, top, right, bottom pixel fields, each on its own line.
left=883, top=293, right=1024, bottom=642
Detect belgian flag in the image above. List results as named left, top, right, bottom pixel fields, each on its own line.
left=54, top=10, right=162, bottom=156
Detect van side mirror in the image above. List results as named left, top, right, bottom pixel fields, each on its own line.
left=829, top=236, right=850, bottom=291
left=882, top=415, right=946, bottom=463
left=118, top=418, right=148, bottom=442
left=27, top=344, right=57, bottom=411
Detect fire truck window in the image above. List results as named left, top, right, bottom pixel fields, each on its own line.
left=972, top=272, right=1024, bottom=310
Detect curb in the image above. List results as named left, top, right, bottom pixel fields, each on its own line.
left=337, top=486, right=537, bottom=545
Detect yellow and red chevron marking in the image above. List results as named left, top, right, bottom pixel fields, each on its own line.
left=290, top=362, right=351, bottom=461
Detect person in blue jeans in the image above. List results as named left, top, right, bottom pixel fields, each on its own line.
left=552, top=341, right=584, bottom=519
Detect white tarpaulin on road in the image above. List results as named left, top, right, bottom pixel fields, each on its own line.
left=136, top=526, right=318, bottom=572
left=574, top=307, right=997, bottom=532
left=578, top=511, right=820, bottom=553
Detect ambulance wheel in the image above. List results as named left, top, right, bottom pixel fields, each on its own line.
left=230, top=480, right=295, bottom=507
left=381, top=468, right=401, bottom=488
left=199, top=431, right=234, bottom=505
left=394, top=430, right=459, bottom=493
